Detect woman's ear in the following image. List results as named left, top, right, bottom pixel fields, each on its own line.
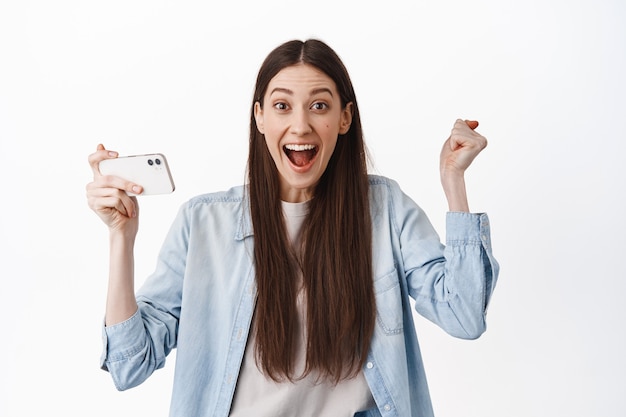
left=254, top=101, right=265, bottom=134
left=339, top=102, right=354, bottom=135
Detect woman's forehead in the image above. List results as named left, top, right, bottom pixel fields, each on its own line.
left=267, top=64, right=337, bottom=95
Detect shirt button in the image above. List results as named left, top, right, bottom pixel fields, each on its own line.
left=384, top=404, right=391, bottom=411
left=366, top=362, right=374, bottom=369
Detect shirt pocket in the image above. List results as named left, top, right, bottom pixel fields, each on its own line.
left=373, top=268, right=403, bottom=335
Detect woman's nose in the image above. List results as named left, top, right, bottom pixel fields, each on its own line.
left=290, top=109, right=313, bottom=136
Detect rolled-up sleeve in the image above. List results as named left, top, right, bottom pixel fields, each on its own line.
left=391, top=179, right=499, bottom=339
left=100, top=301, right=179, bottom=390
left=437, top=212, right=499, bottom=338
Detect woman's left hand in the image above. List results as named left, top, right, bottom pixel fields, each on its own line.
left=439, top=119, right=488, bottom=212
left=440, top=119, right=487, bottom=178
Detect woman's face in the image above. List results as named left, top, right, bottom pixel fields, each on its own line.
left=254, top=63, right=353, bottom=203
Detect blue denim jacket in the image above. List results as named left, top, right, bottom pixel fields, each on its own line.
left=101, top=175, right=499, bottom=417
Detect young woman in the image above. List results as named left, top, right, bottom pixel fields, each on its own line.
left=87, top=39, right=499, bottom=417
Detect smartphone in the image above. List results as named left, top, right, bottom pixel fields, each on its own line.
left=99, top=153, right=175, bottom=195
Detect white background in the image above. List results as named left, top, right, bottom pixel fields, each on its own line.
left=1, top=1, right=624, bottom=416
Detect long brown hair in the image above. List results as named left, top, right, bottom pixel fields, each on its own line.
left=247, top=39, right=375, bottom=383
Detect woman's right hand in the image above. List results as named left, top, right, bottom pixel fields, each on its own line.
left=86, top=144, right=143, bottom=237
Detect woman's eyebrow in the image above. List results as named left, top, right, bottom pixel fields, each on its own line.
left=269, top=87, right=334, bottom=97
left=310, top=87, right=333, bottom=97
left=269, top=87, right=293, bottom=96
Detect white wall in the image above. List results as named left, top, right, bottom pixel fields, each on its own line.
left=1, top=1, right=624, bottom=416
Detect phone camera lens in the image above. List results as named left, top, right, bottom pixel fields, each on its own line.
left=148, top=159, right=154, bottom=166
left=155, top=158, right=161, bottom=165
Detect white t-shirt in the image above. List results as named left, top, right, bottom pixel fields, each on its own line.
left=229, top=200, right=376, bottom=416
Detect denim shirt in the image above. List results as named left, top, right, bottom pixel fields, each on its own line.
left=101, top=175, right=499, bottom=417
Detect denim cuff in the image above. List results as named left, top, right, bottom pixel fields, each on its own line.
left=446, top=212, right=492, bottom=249
left=100, top=309, right=143, bottom=369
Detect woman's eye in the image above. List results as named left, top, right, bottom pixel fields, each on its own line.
left=311, top=102, right=328, bottom=111
left=273, top=102, right=288, bottom=111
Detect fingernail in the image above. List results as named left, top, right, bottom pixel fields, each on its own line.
left=132, top=185, right=142, bottom=194
left=108, top=151, right=118, bottom=157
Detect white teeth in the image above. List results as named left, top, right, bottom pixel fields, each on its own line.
left=284, top=144, right=316, bottom=151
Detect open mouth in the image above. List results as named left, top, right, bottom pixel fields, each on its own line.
left=283, top=144, right=318, bottom=168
